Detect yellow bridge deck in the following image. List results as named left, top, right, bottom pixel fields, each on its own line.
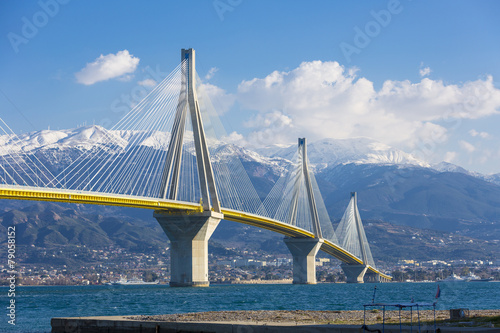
left=0, top=186, right=390, bottom=280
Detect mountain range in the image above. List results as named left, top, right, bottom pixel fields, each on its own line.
left=1, top=126, right=499, bottom=260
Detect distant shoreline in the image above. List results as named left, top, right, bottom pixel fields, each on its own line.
left=4, top=279, right=500, bottom=287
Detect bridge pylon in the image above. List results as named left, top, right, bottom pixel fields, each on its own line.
left=155, top=48, right=222, bottom=287
left=337, top=192, right=375, bottom=283
left=284, top=138, right=324, bottom=284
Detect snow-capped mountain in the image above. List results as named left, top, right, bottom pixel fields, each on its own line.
left=0, top=126, right=279, bottom=163
left=483, top=173, right=500, bottom=186
left=432, top=161, right=471, bottom=174
left=0, top=126, right=127, bottom=154
left=0, top=126, right=492, bottom=180
left=256, top=137, right=429, bottom=170
left=0, top=126, right=291, bottom=182
left=432, top=161, right=500, bottom=186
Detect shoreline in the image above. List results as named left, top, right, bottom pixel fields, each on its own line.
left=3, top=279, right=499, bottom=287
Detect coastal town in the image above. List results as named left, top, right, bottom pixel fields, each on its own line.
left=1, top=244, right=499, bottom=286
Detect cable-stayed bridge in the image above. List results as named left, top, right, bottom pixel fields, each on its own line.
left=0, top=49, right=391, bottom=286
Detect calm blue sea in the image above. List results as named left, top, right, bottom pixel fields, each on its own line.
left=1, top=282, right=499, bottom=332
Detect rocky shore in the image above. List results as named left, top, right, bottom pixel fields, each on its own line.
left=131, top=309, right=500, bottom=326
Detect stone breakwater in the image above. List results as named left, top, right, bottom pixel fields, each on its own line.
left=130, top=309, right=500, bottom=325
left=52, top=310, right=500, bottom=332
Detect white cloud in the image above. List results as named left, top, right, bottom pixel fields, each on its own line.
left=469, top=129, right=489, bottom=138
left=117, top=74, right=134, bottom=82
left=478, top=149, right=493, bottom=164
left=75, top=50, right=140, bottom=85
left=221, top=131, right=247, bottom=146
left=237, top=61, right=500, bottom=151
left=197, top=82, right=235, bottom=115
left=245, top=111, right=295, bottom=146
left=377, top=76, right=500, bottom=121
left=444, top=151, right=457, bottom=163
left=459, top=140, right=476, bottom=153
left=205, top=67, right=219, bottom=80
left=419, top=66, right=432, bottom=77
left=138, top=78, right=157, bottom=87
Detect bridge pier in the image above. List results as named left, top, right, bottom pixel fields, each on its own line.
left=284, top=237, right=323, bottom=284
left=154, top=210, right=222, bottom=287
left=341, top=264, right=368, bottom=283
left=364, top=271, right=381, bottom=283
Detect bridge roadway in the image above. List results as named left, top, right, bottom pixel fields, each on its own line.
left=0, top=185, right=390, bottom=280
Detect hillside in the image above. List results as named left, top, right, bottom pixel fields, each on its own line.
left=316, top=163, right=500, bottom=240
left=1, top=201, right=498, bottom=268
left=0, top=201, right=167, bottom=251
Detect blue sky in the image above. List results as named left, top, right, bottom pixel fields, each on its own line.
left=1, top=0, right=499, bottom=174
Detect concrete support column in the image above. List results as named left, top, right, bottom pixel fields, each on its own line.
left=364, top=271, right=381, bottom=283
left=154, top=210, right=222, bottom=287
left=341, top=264, right=368, bottom=283
left=284, top=237, right=323, bottom=284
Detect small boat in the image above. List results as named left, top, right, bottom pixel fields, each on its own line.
left=464, top=272, right=494, bottom=282
left=110, top=277, right=159, bottom=285
left=439, top=273, right=465, bottom=282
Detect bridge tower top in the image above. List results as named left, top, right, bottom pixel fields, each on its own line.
left=160, top=48, right=221, bottom=213
left=181, top=48, right=195, bottom=93
left=290, top=138, right=323, bottom=239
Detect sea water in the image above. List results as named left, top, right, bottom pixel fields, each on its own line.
left=0, top=282, right=499, bottom=332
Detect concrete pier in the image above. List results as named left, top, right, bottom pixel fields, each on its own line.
left=52, top=315, right=499, bottom=333
left=364, top=270, right=381, bottom=283
left=341, top=264, right=368, bottom=283
left=154, top=210, right=222, bottom=287
left=284, top=237, right=323, bottom=284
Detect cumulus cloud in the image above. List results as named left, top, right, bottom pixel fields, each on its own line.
left=117, top=74, right=134, bottom=82
left=75, top=50, right=140, bottom=85
left=444, top=151, right=457, bottom=163
left=469, top=129, right=489, bottom=138
left=237, top=60, right=500, bottom=150
left=244, top=110, right=295, bottom=146
left=221, top=131, right=247, bottom=146
left=419, top=66, right=432, bottom=77
left=478, top=149, right=493, bottom=164
left=459, top=140, right=476, bottom=153
left=138, top=78, right=157, bottom=87
left=205, top=67, right=219, bottom=80
left=197, top=82, right=235, bottom=115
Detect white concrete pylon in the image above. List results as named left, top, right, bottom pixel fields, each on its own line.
left=156, top=49, right=223, bottom=287
left=159, top=48, right=220, bottom=213
left=284, top=138, right=324, bottom=284
left=289, top=138, right=323, bottom=238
